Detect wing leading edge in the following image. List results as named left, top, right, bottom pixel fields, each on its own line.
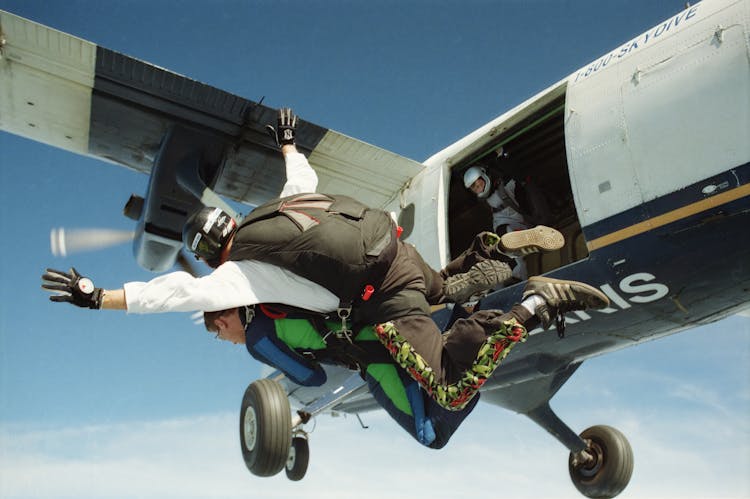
left=0, top=9, right=423, bottom=210
left=0, top=10, right=423, bottom=272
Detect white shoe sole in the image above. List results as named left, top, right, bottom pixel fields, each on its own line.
left=500, top=226, right=564, bottom=256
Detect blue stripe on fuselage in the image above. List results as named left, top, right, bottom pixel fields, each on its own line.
left=583, top=162, right=750, bottom=242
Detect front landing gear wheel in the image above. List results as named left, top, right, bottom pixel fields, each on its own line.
left=240, top=379, right=292, bottom=477
left=568, top=425, right=634, bottom=499
left=285, top=436, right=310, bottom=481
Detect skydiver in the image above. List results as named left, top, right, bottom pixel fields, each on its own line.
left=202, top=264, right=606, bottom=448
left=461, top=161, right=556, bottom=282
left=41, top=108, right=609, bottom=414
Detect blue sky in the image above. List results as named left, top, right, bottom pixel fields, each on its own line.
left=0, top=1, right=748, bottom=498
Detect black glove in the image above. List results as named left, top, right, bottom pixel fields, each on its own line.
left=42, top=267, right=103, bottom=309
left=265, top=107, right=298, bottom=147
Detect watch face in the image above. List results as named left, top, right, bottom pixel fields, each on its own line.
left=77, top=277, right=95, bottom=295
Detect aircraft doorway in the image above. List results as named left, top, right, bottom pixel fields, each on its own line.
left=447, top=90, right=587, bottom=277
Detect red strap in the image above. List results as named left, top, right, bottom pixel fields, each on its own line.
left=259, top=304, right=287, bottom=319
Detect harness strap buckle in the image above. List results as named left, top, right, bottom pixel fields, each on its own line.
left=335, top=304, right=354, bottom=344
left=240, top=305, right=256, bottom=327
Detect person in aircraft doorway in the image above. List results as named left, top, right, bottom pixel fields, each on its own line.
left=41, top=108, right=609, bottom=414
left=461, top=162, right=557, bottom=284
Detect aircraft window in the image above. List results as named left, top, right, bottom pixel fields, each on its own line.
left=447, top=91, right=587, bottom=277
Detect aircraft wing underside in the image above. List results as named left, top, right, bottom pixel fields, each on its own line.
left=265, top=365, right=381, bottom=416
left=0, top=9, right=423, bottom=224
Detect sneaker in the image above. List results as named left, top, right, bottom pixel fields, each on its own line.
left=522, top=276, right=609, bottom=329
left=500, top=226, right=565, bottom=257
left=443, top=259, right=512, bottom=304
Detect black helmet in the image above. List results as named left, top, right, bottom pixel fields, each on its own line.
left=182, top=207, right=237, bottom=267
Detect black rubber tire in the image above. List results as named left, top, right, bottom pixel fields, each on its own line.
left=568, top=425, right=634, bottom=499
left=239, top=379, right=292, bottom=477
left=285, top=436, right=310, bottom=481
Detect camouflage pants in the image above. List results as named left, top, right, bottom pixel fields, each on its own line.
left=374, top=306, right=529, bottom=411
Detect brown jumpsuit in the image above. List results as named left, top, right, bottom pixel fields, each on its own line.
left=359, top=236, right=534, bottom=411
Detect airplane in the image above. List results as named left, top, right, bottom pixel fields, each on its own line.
left=1, top=0, right=748, bottom=497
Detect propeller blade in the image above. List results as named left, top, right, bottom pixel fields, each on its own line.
left=50, top=228, right=135, bottom=257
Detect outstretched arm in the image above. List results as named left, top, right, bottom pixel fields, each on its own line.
left=280, top=147, right=318, bottom=196
left=268, top=108, right=318, bottom=195
left=41, top=267, right=244, bottom=313
left=101, top=289, right=127, bottom=310
left=42, top=261, right=340, bottom=315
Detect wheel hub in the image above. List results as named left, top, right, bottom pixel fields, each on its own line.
left=243, top=406, right=258, bottom=452
left=286, top=445, right=296, bottom=470
left=576, top=439, right=605, bottom=478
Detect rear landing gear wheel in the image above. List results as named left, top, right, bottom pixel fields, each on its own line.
left=568, top=425, right=634, bottom=499
left=239, top=379, right=292, bottom=477
left=285, top=436, right=310, bottom=481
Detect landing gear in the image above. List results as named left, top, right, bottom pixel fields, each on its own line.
left=240, top=379, right=292, bottom=477
left=568, top=425, right=634, bottom=499
left=522, top=402, right=634, bottom=498
left=238, top=373, right=367, bottom=481
left=285, top=435, right=310, bottom=481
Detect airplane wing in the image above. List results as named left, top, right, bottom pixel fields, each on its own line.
left=266, top=366, right=381, bottom=418
left=0, top=10, right=423, bottom=270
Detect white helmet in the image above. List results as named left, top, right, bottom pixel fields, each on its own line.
left=463, top=166, right=492, bottom=199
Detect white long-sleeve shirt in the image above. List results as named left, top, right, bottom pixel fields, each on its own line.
left=124, top=260, right=339, bottom=313
left=124, top=151, right=339, bottom=314
left=279, top=151, right=318, bottom=197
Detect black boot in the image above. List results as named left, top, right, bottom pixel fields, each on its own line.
left=443, top=259, right=513, bottom=304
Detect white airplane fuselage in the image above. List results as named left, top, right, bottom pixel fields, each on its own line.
left=385, top=0, right=750, bottom=384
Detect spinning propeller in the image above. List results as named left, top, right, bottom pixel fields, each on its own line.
left=50, top=228, right=135, bottom=257
left=50, top=227, right=201, bottom=276
left=49, top=186, right=239, bottom=275
left=50, top=226, right=206, bottom=327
